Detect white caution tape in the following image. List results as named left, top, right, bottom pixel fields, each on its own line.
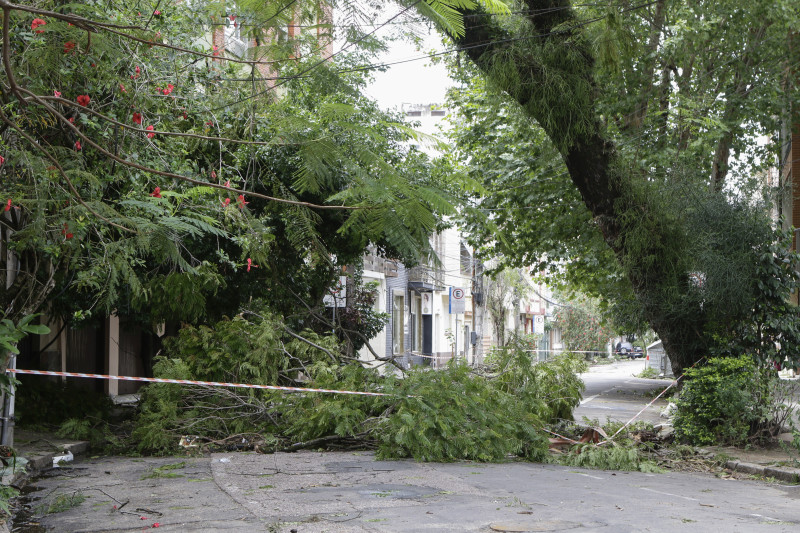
left=8, top=369, right=389, bottom=397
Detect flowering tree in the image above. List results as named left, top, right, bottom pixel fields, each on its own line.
left=553, top=296, right=613, bottom=354
left=0, top=0, right=450, bottom=343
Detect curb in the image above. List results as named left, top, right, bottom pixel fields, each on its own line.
left=725, top=460, right=800, bottom=484
left=8, top=440, right=90, bottom=486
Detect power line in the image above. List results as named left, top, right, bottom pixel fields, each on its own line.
left=206, top=1, right=660, bottom=111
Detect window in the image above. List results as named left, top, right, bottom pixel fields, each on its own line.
left=460, top=242, right=472, bottom=276
left=392, top=293, right=405, bottom=355
left=431, top=110, right=446, bottom=117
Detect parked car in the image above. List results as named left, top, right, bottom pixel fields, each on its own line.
left=615, top=342, right=644, bottom=359
left=615, top=341, right=633, bottom=357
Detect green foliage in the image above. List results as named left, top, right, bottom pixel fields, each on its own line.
left=706, top=225, right=800, bottom=369
left=37, top=492, right=86, bottom=515
left=553, top=296, right=614, bottom=353
left=377, top=361, right=549, bottom=462
left=141, top=462, right=186, bottom=480
left=283, top=362, right=389, bottom=443
left=673, top=356, right=774, bottom=446
left=559, top=445, right=663, bottom=473
left=1, top=0, right=452, bottom=334
left=486, top=337, right=588, bottom=422
left=57, top=417, right=118, bottom=450
left=0, top=484, right=18, bottom=518
left=132, top=314, right=586, bottom=461
left=0, top=314, right=50, bottom=356
left=377, top=346, right=586, bottom=462
left=438, top=0, right=800, bottom=376
left=636, top=367, right=661, bottom=379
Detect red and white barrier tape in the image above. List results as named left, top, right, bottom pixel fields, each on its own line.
left=8, top=369, right=389, bottom=397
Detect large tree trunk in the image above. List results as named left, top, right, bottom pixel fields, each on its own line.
left=449, top=1, right=706, bottom=376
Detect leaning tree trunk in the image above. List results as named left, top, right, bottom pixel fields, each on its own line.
left=447, top=1, right=707, bottom=376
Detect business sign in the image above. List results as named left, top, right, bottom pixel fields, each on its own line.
left=422, top=292, right=433, bottom=315
left=533, top=315, right=545, bottom=334
left=449, top=287, right=465, bottom=314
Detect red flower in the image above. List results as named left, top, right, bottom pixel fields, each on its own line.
left=211, top=171, right=217, bottom=179
left=229, top=15, right=236, bottom=21
left=153, top=10, right=161, bottom=15
left=76, top=94, right=90, bottom=106
left=53, top=90, right=61, bottom=97
left=0, top=155, right=4, bottom=165
left=91, top=63, right=96, bottom=67
left=140, top=516, right=148, bottom=520
left=132, top=112, right=142, bottom=125
left=152, top=524, right=160, bottom=529
left=31, top=18, right=46, bottom=33
left=131, top=66, right=140, bottom=79
left=150, top=186, right=162, bottom=198
left=162, top=83, right=174, bottom=96
left=237, top=194, right=248, bottom=208
left=119, top=83, right=126, bottom=93
left=145, top=125, right=155, bottom=138
left=221, top=198, right=231, bottom=208
left=64, top=41, right=76, bottom=54
left=4, top=199, right=11, bottom=212
left=68, top=117, right=75, bottom=124
left=246, top=258, right=258, bottom=272
left=74, top=140, right=81, bottom=151
left=62, top=223, right=73, bottom=239
left=212, top=45, right=219, bottom=57
left=224, top=180, right=230, bottom=188
left=205, top=121, right=214, bottom=127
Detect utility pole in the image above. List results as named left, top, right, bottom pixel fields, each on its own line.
left=472, top=259, right=484, bottom=365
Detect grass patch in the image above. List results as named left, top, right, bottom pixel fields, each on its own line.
left=141, top=461, right=187, bottom=480
left=38, top=492, right=86, bottom=514
left=636, top=367, right=661, bottom=379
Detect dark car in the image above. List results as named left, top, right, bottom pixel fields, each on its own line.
left=615, top=342, right=644, bottom=359
left=615, top=341, right=633, bottom=357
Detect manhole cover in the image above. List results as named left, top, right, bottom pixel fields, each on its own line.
left=489, top=520, right=582, bottom=532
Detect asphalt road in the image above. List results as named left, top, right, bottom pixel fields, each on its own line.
left=574, top=359, right=672, bottom=427
left=12, top=359, right=800, bottom=533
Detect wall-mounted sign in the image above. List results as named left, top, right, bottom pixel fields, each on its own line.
left=534, top=315, right=545, bottom=334
left=449, top=287, right=465, bottom=314
left=422, top=292, right=432, bottom=315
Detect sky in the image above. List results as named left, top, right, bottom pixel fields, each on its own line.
left=363, top=30, right=453, bottom=111
left=334, top=3, right=454, bottom=112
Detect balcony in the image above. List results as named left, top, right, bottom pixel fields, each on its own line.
left=363, top=251, right=399, bottom=278
left=408, top=264, right=444, bottom=290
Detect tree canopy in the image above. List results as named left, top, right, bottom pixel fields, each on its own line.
left=0, top=0, right=454, bottom=341
left=434, top=0, right=800, bottom=374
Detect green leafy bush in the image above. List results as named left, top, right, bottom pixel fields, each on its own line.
left=376, top=348, right=586, bottom=462
left=132, top=314, right=586, bottom=460
left=673, top=356, right=773, bottom=446
left=132, top=313, right=313, bottom=453
left=559, top=444, right=663, bottom=472
left=377, top=361, right=549, bottom=462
